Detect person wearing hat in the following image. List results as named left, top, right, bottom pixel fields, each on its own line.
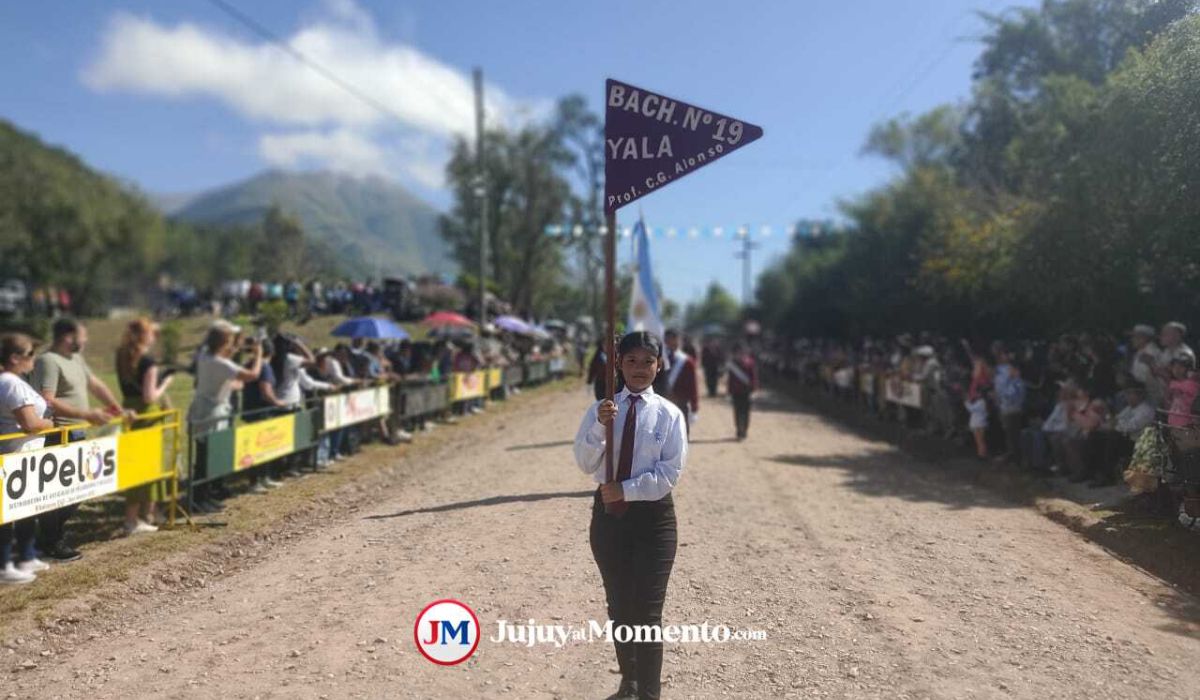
left=187, top=323, right=263, bottom=512
left=911, top=346, right=946, bottom=434
left=1129, top=324, right=1164, bottom=406
left=574, top=331, right=687, bottom=700
left=1156, top=322, right=1196, bottom=379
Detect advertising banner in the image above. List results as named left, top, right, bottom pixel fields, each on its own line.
left=234, top=414, right=296, bottom=471
left=1, top=436, right=119, bottom=525
left=324, top=386, right=391, bottom=431
left=450, top=372, right=486, bottom=402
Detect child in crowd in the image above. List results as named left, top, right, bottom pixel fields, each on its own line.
left=1166, top=356, right=1199, bottom=427
left=966, top=385, right=990, bottom=459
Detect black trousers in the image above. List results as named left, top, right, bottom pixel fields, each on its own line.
left=1000, top=412, right=1024, bottom=460
left=732, top=392, right=751, bottom=437
left=589, top=488, right=677, bottom=700
left=703, top=367, right=719, bottom=397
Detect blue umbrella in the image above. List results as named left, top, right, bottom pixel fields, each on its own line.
left=332, top=317, right=410, bottom=340
left=493, top=315, right=535, bottom=335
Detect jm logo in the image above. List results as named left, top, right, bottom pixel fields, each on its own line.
left=414, top=599, right=481, bottom=666
left=422, top=619, right=471, bottom=645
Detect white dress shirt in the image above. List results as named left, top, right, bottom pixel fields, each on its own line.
left=1115, top=401, right=1155, bottom=437
left=573, top=385, right=687, bottom=502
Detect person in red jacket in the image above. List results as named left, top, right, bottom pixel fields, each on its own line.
left=727, top=341, right=759, bottom=440
left=655, top=329, right=700, bottom=437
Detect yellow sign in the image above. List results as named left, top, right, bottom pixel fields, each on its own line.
left=0, top=410, right=181, bottom=525
left=486, top=368, right=503, bottom=391
left=117, top=422, right=170, bottom=490
left=234, top=415, right=296, bottom=471
left=450, top=371, right=486, bottom=401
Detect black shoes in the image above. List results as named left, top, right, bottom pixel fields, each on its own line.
left=41, top=543, right=82, bottom=562
left=193, top=499, right=226, bottom=514
left=609, top=678, right=638, bottom=700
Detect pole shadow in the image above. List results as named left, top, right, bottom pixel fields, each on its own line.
left=363, top=490, right=595, bottom=520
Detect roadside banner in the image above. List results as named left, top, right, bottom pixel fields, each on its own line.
left=450, top=372, right=486, bottom=402
left=234, top=414, right=296, bottom=471
left=324, top=386, right=391, bottom=431
left=0, top=436, right=119, bottom=524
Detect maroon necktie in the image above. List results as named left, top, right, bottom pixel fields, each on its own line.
left=606, top=394, right=641, bottom=517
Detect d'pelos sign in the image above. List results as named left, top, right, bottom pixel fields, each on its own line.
left=1, top=437, right=119, bottom=524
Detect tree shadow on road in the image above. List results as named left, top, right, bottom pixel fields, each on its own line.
left=768, top=450, right=1028, bottom=511
left=362, top=490, right=595, bottom=520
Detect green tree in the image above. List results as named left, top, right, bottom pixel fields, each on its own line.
left=685, top=283, right=740, bottom=331
left=440, top=123, right=573, bottom=317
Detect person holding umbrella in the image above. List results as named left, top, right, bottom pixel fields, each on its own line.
left=573, top=331, right=687, bottom=700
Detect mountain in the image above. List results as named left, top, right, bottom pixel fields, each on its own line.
left=0, top=119, right=172, bottom=313
left=172, top=170, right=454, bottom=278
left=149, top=190, right=200, bottom=215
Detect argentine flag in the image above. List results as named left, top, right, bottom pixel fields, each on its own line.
left=627, top=217, right=664, bottom=341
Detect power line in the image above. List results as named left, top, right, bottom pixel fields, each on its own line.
left=202, top=0, right=408, bottom=125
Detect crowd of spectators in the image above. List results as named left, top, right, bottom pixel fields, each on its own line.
left=183, top=318, right=570, bottom=512
left=765, top=322, right=1200, bottom=520
left=0, top=314, right=574, bottom=586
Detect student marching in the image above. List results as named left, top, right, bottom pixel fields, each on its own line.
left=573, top=331, right=688, bottom=700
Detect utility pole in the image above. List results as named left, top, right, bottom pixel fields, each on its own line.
left=733, top=226, right=759, bottom=306
left=473, top=67, right=488, bottom=326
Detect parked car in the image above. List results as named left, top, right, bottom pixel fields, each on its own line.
left=0, top=280, right=28, bottom=317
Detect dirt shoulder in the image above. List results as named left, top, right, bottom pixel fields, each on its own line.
left=0, top=379, right=574, bottom=642
left=771, top=377, right=1200, bottom=601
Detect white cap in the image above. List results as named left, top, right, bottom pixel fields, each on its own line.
left=209, top=318, right=242, bottom=335
left=1131, top=324, right=1155, bottom=337
left=914, top=345, right=935, bottom=358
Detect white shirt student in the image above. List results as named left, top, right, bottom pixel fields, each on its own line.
left=573, top=384, right=687, bottom=502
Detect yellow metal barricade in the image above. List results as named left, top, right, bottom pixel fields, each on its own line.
left=0, top=409, right=182, bottom=527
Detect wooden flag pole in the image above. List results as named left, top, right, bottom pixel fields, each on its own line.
left=604, top=210, right=617, bottom=486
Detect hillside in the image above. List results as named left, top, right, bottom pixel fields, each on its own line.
left=172, top=170, right=454, bottom=278
left=0, top=119, right=169, bottom=312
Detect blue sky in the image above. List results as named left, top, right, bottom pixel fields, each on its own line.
left=0, top=0, right=1035, bottom=307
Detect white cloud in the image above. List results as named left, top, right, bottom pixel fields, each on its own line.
left=82, top=2, right=538, bottom=187
left=257, top=128, right=447, bottom=188
left=259, top=128, right=390, bottom=176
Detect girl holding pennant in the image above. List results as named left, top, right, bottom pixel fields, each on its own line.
left=573, top=331, right=688, bottom=700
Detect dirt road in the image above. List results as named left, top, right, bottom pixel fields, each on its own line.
left=5, top=384, right=1199, bottom=699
